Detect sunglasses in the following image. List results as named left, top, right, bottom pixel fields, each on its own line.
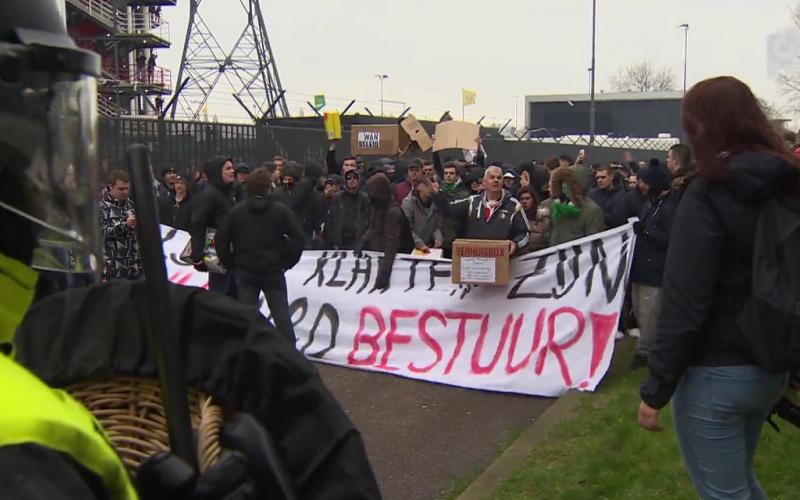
left=345, top=173, right=359, bottom=180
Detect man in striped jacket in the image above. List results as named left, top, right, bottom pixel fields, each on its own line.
left=447, top=165, right=531, bottom=255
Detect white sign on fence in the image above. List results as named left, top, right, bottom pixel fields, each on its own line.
left=162, top=223, right=636, bottom=397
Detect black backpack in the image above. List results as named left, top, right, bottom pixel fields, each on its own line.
left=737, top=193, right=800, bottom=373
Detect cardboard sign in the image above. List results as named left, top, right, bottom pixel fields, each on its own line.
left=400, top=115, right=433, bottom=152
left=433, top=121, right=480, bottom=152
left=324, top=111, right=342, bottom=140
left=161, top=222, right=637, bottom=397
left=451, top=239, right=510, bottom=286
left=350, top=124, right=410, bottom=156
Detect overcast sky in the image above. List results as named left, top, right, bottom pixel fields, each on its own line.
left=158, top=0, right=799, bottom=125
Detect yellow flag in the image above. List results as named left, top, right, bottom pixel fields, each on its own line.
left=462, top=89, right=477, bottom=106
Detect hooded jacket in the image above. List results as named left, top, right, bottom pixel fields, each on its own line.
left=273, top=165, right=324, bottom=240
left=401, top=191, right=443, bottom=248
left=447, top=189, right=531, bottom=249
left=215, top=195, right=305, bottom=274
left=539, top=167, right=605, bottom=246
left=158, top=190, right=193, bottom=231
left=360, top=174, right=414, bottom=289
left=323, top=187, right=371, bottom=250
left=641, top=151, right=800, bottom=409
left=13, top=281, right=382, bottom=499
left=189, top=157, right=237, bottom=263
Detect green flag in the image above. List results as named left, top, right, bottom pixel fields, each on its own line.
left=314, top=94, right=326, bottom=110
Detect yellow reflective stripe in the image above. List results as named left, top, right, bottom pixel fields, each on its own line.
left=0, top=357, right=138, bottom=500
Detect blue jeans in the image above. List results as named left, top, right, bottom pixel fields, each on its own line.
left=672, top=366, right=786, bottom=500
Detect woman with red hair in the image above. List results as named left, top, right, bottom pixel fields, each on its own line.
left=637, top=76, right=800, bottom=498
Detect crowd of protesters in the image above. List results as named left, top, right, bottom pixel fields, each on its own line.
left=93, top=76, right=800, bottom=500
left=99, top=132, right=700, bottom=343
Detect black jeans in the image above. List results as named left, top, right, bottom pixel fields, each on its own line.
left=209, top=271, right=238, bottom=299
left=236, top=269, right=295, bottom=343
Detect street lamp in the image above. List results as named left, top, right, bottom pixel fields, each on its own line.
left=677, top=24, right=689, bottom=93
left=589, top=0, right=597, bottom=146
left=375, top=74, right=389, bottom=116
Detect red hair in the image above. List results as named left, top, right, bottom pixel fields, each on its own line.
left=682, top=76, right=800, bottom=182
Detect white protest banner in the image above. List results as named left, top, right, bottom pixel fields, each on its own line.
left=161, top=222, right=636, bottom=397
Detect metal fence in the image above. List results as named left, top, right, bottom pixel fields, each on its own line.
left=99, top=116, right=675, bottom=175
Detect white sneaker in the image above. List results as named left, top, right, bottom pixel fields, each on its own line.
left=628, top=328, right=641, bottom=339
left=614, top=331, right=625, bottom=341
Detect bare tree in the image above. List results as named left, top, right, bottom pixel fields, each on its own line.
left=610, top=61, right=678, bottom=93
left=778, top=4, right=800, bottom=113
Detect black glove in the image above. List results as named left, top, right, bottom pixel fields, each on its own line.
left=632, top=221, right=644, bottom=235
left=137, top=413, right=297, bottom=500
left=193, top=260, right=209, bottom=273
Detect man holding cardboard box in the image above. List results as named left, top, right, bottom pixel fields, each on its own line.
left=448, top=165, right=531, bottom=257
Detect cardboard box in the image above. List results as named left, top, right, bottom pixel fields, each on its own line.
left=433, top=121, right=480, bottom=152
left=350, top=124, right=411, bottom=157
left=451, top=239, right=510, bottom=286
left=400, top=115, right=433, bottom=152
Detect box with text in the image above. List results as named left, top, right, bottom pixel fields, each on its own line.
left=350, top=124, right=411, bottom=157
left=451, top=239, right=510, bottom=286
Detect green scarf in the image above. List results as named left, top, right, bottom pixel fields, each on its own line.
left=552, top=200, right=582, bottom=221
left=0, top=253, right=38, bottom=353
left=441, top=181, right=460, bottom=194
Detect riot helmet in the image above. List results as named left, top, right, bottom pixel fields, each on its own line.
left=0, top=0, right=101, bottom=273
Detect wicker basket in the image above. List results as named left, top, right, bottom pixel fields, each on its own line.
left=67, top=377, right=222, bottom=474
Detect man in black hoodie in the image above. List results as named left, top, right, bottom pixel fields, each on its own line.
left=189, top=156, right=238, bottom=297
left=273, top=163, right=324, bottom=247
left=629, top=165, right=679, bottom=369
left=323, top=166, right=370, bottom=250
left=216, top=168, right=305, bottom=342
left=357, top=173, right=414, bottom=290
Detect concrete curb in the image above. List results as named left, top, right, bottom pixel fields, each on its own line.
left=454, top=389, right=585, bottom=500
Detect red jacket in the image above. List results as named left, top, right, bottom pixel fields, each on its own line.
left=393, top=180, right=412, bottom=204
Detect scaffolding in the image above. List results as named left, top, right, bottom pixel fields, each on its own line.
left=66, top=0, right=175, bottom=117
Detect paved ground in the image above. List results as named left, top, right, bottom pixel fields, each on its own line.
left=316, top=364, right=554, bottom=500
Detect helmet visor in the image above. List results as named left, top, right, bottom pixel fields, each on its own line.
left=0, top=59, right=100, bottom=274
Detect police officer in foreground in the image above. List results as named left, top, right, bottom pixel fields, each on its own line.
left=0, top=1, right=381, bottom=498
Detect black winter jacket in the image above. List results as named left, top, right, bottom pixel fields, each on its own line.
left=158, top=193, right=193, bottom=231
left=323, top=190, right=371, bottom=250
left=641, top=152, right=799, bottom=409
left=14, top=281, right=382, bottom=499
left=216, top=195, right=305, bottom=274
left=189, top=160, right=237, bottom=262
left=629, top=191, right=679, bottom=287
left=360, top=174, right=414, bottom=290
left=588, top=186, right=625, bottom=226
left=607, top=188, right=647, bottom=228
left=447, top=190, right=530, bottom=248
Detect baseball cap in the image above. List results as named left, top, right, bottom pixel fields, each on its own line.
left=236, top=162, right=250, bottom=173
left=503, top=171, right=516, bottom=179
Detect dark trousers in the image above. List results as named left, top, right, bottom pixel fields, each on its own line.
left=209, top=271, right=238, bottom=299
left=236, top=270, right=295, bottom=343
